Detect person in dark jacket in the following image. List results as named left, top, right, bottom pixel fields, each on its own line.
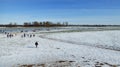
left=35, top=42, right=38, bottom=48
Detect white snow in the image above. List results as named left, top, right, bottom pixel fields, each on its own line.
left=0, top=29, right=120, bottom=67
left=46, top=30, right=120, bottom=50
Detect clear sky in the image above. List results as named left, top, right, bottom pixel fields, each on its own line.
left=0, top=0, right=120, bottom=25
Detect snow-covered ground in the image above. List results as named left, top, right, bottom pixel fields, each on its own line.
left=45, top=30, right=120, bottom=51
left=0, top=29, right=120, bottom=67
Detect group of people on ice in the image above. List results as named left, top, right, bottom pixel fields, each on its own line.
left=3, top=31, right=39, bottom=48
left=5, top=32, right=16, bottom=38
left=21, top=33, right=35, bottom=38
left=7, top=33, right=14, bottom=38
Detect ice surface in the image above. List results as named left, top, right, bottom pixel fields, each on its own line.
left=0, top=30, right=120, bottom=67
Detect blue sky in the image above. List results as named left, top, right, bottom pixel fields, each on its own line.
left=0, top=0, right=120, bottom=24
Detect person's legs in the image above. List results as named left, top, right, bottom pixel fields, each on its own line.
left=36, top=45, right=37, bottom=48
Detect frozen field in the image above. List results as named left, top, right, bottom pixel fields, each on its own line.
left=0, top=27, right=120, bottom=67
left=45, top=30, right=120, bottom=51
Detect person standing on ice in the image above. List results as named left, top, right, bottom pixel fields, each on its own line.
left=35, top=41, right=38, bottom=48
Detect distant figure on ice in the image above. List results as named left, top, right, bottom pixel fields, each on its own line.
left=35, top=41, right=38, bottom=48
left=33, top=34, right=35, bottom=37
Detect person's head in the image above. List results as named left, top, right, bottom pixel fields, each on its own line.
left=36, top=41, right=38, bottom=43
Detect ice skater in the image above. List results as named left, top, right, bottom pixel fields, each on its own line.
left=35, top=41, right=39, bottom=48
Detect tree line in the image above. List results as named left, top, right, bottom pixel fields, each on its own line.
left=0, top=21, right=120, bottom=27
left=0, top=21, right=69, bottom=27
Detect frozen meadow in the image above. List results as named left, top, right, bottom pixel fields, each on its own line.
left=0, top=27, right=120, bottom=67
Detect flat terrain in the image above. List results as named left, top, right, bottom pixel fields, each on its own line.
left=0, top=27, right=120, bottom=67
